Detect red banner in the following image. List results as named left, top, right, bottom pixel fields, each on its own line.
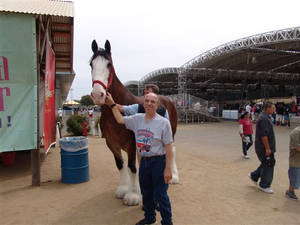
left=44, top=41, right=56, bottom=152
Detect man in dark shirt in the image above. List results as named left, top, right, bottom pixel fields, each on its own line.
left=248, top=102, right=276, bottom=194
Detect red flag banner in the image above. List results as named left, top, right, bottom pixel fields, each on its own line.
left=44, top=41, right=56, bottom=152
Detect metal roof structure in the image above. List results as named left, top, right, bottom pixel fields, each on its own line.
left=136, top=27, right=300, bottom=102
left=124, top=80, right=140, bottom=95
left=182, top=27, right=300, bottom=70
left=0, top=0, right=73, bottom=17
left=140, top=67, right=180, bottom=84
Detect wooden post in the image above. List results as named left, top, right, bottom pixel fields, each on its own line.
left=31, top=149, right=40, bottom=186
left=31, top=16, right=43, bottom=186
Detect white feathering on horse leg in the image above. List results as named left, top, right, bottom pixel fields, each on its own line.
left=115, top=166, right=129, bottom=199
left=123, top=168, right=140, bottom=206
left=169, top=146, right=179, bottom=184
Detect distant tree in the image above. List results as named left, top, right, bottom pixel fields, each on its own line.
left=80, top=95, right=94, bottom=106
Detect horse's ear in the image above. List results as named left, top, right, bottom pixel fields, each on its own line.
left=105, top=40, right=111, bottom=54
left=92, top=40, right=98, bottom=53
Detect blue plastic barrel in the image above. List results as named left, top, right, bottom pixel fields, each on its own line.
left=59, top=137, right=89, bottom=184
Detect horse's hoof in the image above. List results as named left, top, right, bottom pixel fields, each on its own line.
left=169, top=176, right=179, bottom=184
left=115, top=185, right=128, bottom=199
left=123, top=192, right=140, bottom=206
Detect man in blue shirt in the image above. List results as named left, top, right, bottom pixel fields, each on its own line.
left=249, top=102, right=276, bottom=194
left=114, top=84, right=169, bottom=119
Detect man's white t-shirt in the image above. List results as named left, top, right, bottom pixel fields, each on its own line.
left=123, top=113, right=173, bottom=157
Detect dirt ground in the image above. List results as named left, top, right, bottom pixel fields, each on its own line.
left=1, top=121, right=300, bottom=225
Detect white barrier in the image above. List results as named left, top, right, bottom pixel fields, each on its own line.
left=222, top=110, right=238, bottom=120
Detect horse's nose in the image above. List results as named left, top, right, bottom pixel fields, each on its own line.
left=100, top=92, right=104, bottom=97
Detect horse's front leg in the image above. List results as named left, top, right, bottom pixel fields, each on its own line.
left=123, top=145, right=140, bottom=206
left=113, top=153, right=130, bottom=199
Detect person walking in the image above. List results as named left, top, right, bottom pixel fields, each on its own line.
left=276, top=103, right=284, bottom=126
left=245, top=103, right=252, bottom=113
left=285, top=126, right=300, bottom=200
left=106, top=92, right=173, bottom=225
left=238, top=111, right=253, bottom=159
left=248, top=102, right=276, bottom=194
left=283, top=104, right=290, bottom=127
left=251, top=104, right=256, bottom=122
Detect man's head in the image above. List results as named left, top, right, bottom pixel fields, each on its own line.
left=143, top=93, right=159, bottom=114
left=144, top=84, right=159, bottom=95
left=263, top=101, right=275, bottom=115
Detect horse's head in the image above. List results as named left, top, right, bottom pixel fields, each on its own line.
left=90, top=40, right=113, bottom=105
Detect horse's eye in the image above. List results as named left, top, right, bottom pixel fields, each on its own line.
left=107, top=63, right=111, bottom=68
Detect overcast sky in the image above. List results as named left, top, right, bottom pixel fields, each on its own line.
left=69, top=0, right=300, bottom=100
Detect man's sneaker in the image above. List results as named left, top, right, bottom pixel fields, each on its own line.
left=243, top=155, right=250, bottom=159
left=258, top=186, right=273, bottom=194
left=135, top=218, right=156, bottom=225
left=286, top=190, right=298, bottom=201
left=248, top=173, right=257, bottom=185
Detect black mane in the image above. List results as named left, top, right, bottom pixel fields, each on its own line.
left=89, top=48, right=110, bottom=68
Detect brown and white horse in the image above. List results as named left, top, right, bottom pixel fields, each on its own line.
left=90, top=40, right=178, bottom=206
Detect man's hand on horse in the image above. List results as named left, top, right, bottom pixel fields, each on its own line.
left=105, top=92, right=115, bottom=106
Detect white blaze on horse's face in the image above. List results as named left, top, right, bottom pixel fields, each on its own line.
left=90, top=39, right=112, bottom=106
left=91, top=56, right=110, bottom=105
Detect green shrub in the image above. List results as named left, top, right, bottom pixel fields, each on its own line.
left=66, top=115, right=90, bottom=136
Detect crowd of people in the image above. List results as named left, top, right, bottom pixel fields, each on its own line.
left=238, top=102, right=300, bottom=201
left=239, top=101, right=298, bottom=126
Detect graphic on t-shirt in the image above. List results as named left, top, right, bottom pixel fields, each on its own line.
left=136, top=128, right=154, bottom=153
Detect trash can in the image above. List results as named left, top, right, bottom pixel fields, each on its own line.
left=59, top=137, right=89, bottom=184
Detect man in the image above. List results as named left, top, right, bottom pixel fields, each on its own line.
left=276, top=103, right=284, bottom=126
left=106, top=92, right=173, bottom=225
left=57, top=108, right=63, bottom=120
left=248, top=102, right=276, bottom=194
left=115, top=84, right=169, bottom=119
left=285, top=126, right=300, bottom=200
left=245, top=103, right=252, bottom=113
left=88, top=108, right=93, bottom=119
left=283, top=104, right=290, bottom=127
left=115, top=84, right=173, bottom=212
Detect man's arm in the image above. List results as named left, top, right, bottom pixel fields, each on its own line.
left=111, top=105, right=125, bottom=124
left=164, top=143, right=172, bottom=184
left=116, top=104, right=124, bottom=113
left=261, top=136, right=271, bottom=156
left=105, top=93, right=125, bottom=125
left=122, top=104, right=139, bottom=116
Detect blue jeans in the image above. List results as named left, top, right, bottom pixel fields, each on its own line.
left=250, top=153, right=275, bottom=188
left=139, top=155, right=172, bottom=225
left=242, top=134, right=253, bottom=156
left=289, top=167, right=300, bottom=189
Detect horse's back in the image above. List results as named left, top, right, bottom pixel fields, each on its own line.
left=158, top=95, right=177, bottom=137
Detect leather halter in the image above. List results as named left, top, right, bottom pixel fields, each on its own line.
left=92, top=55, right=114, bottom=92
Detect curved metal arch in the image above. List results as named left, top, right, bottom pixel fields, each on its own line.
left=181, top=26, right=300, bottom=69
left=140, top=67, right=179, bottom=84
left=124, top=80, right=139, bottom=87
